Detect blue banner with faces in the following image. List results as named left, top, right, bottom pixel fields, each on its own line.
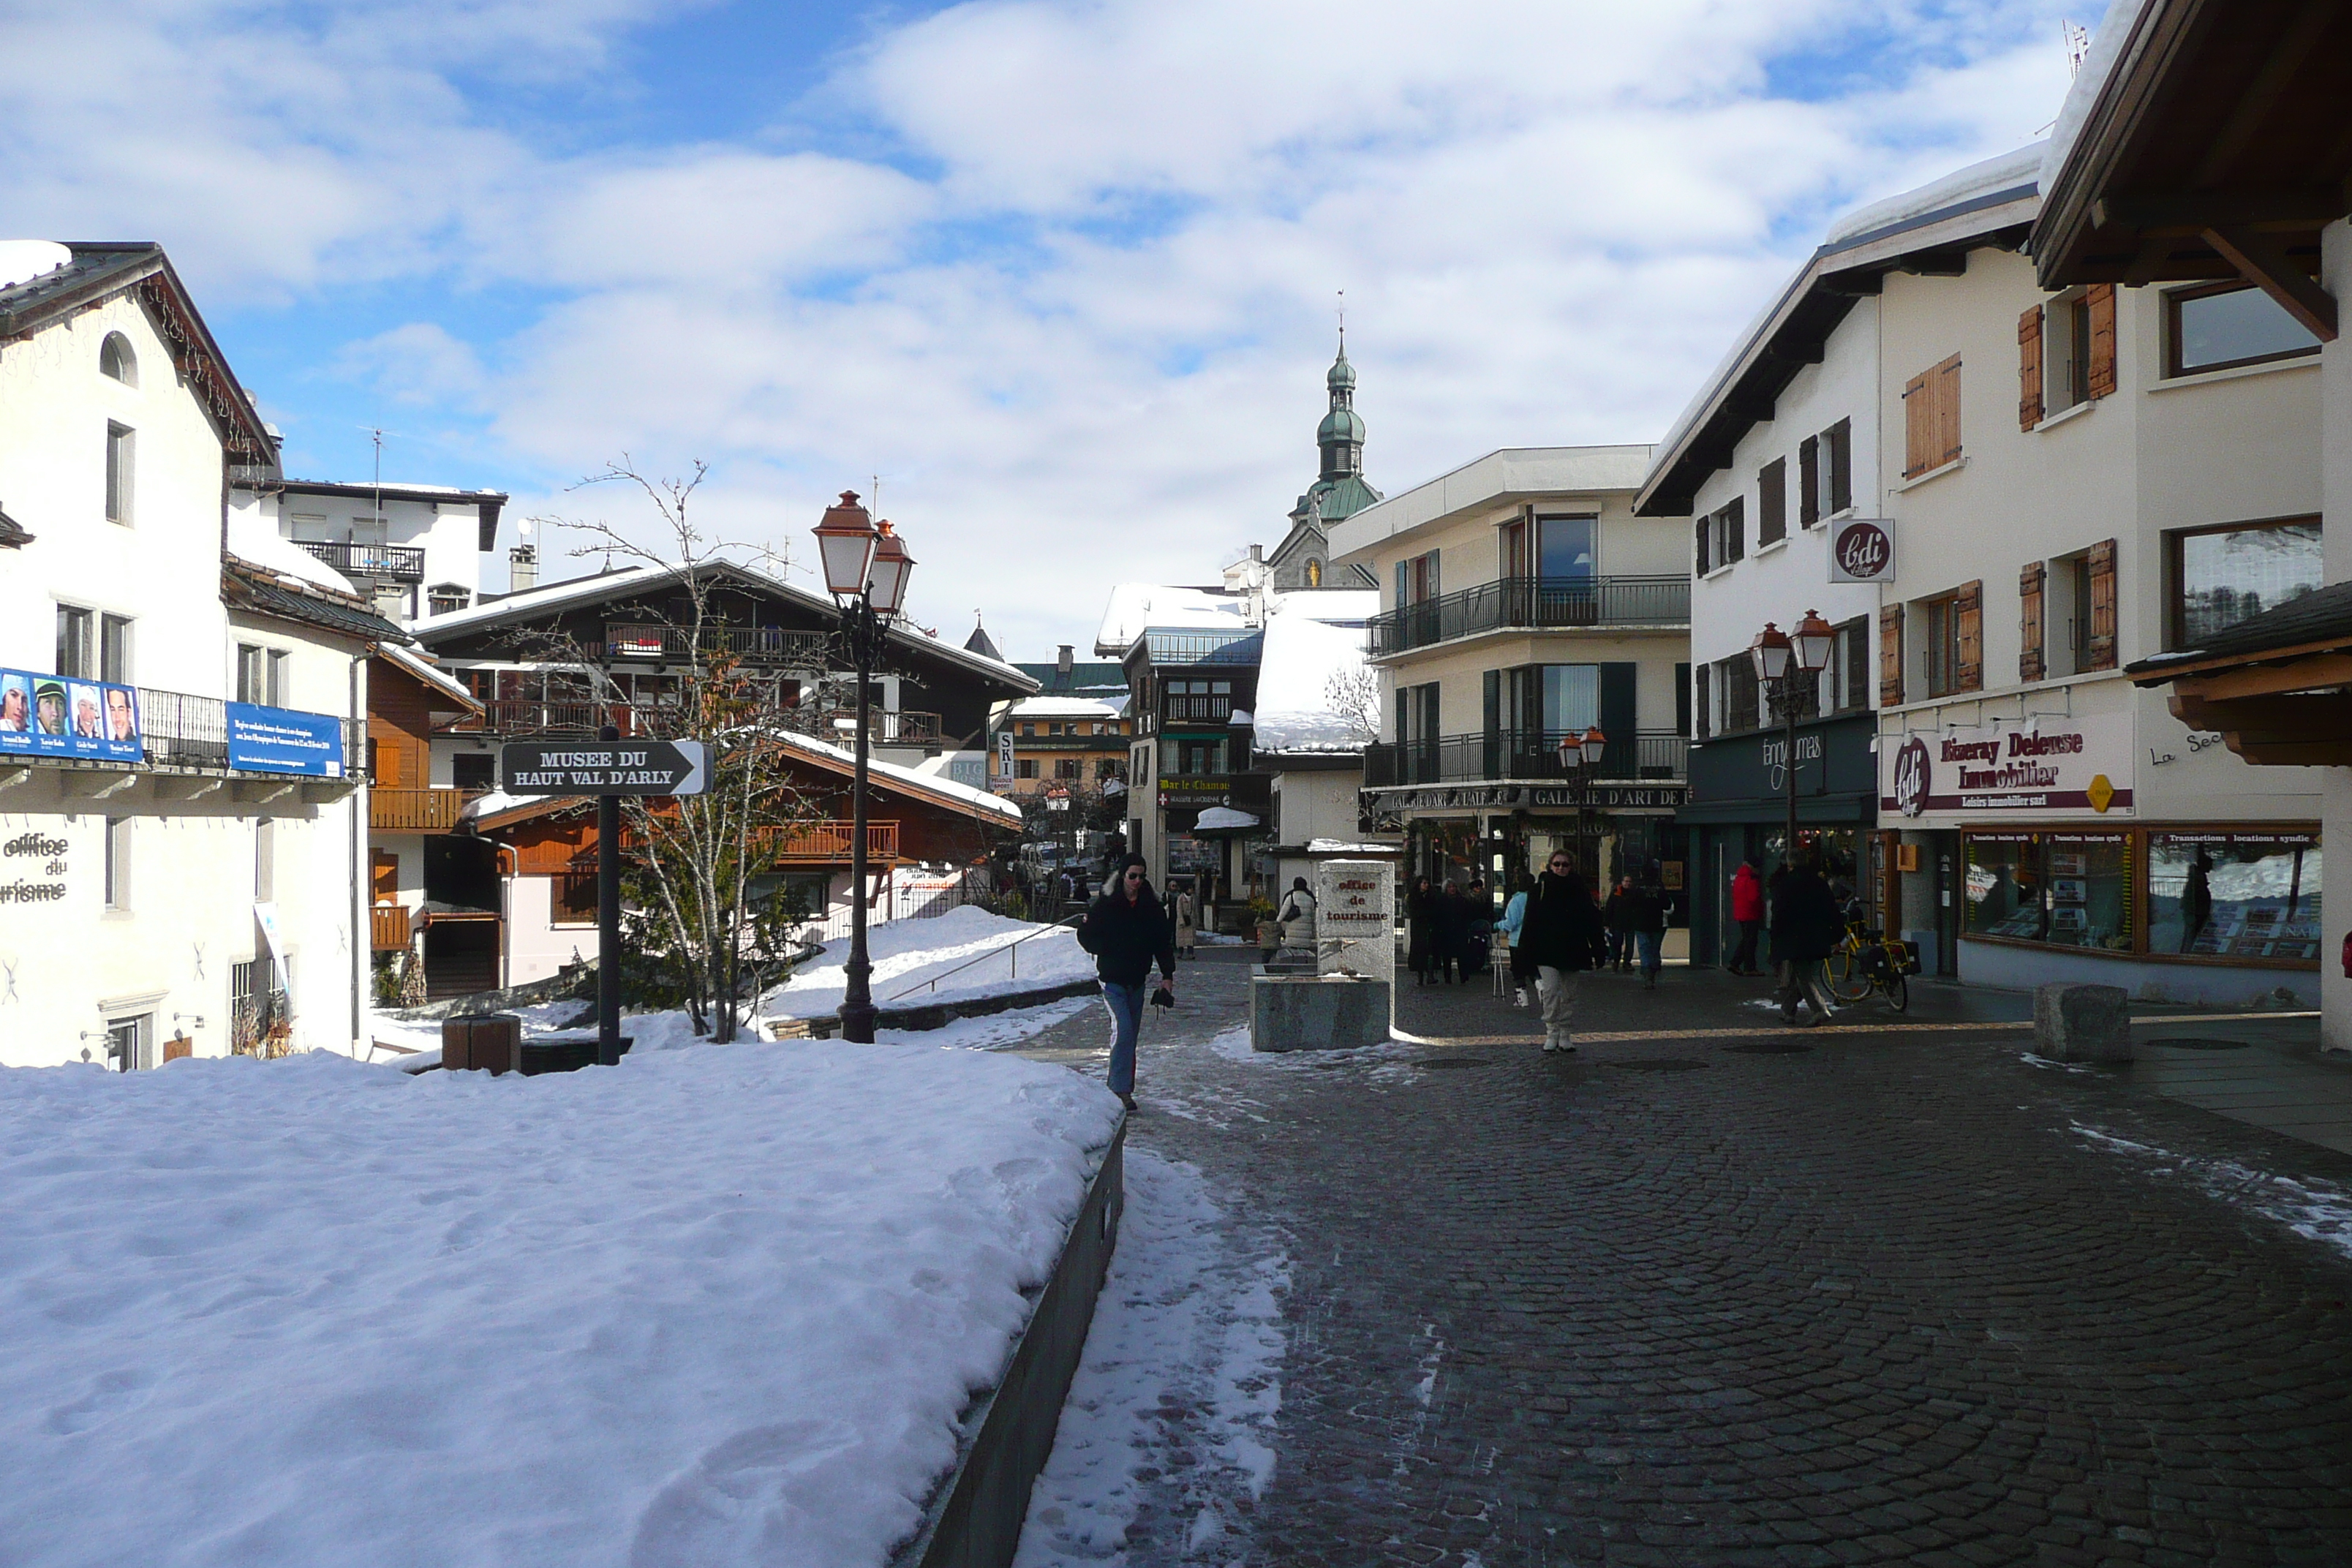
left=226, top=701, right=345, bottom=777
left=0, top=669, right=142, bottom=762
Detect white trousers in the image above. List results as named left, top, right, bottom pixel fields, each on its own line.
left=1535, top=967, right=1580, bottom=1046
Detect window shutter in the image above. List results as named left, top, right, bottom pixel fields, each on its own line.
left=1828, top=418, right=1852, bottom=513
left=1902, top=372, right=1931, bottom=478
left=2018, top=306, right=2043, bottom=430
left=1842, top=617, right=1870, bottom=711
left=1676, top=662, right=1692, bottom=736
left=2087, top=537, right=2118, bottom=668
left=1798, top=437, right=1820, bottom=527
left=1758, top=459, right=1786, bottom=546
left=2018, top=561, right=2046, bottom=682
left=1934, top=356, right=1964, bottom=468
left=1880, top=603, right=1905, bottom=707
left=2086, top=284, right=2117, bottom=399
left=1695, top=517, right=1710, bottom=574
left=1693, top=662, right=1710, bottom=739
left=1725, top=497, right=1745, bottom=562
left=1955, top=580, right=1983, bottom=691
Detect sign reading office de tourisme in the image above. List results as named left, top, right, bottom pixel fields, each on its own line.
left=501, top=740, right=709, bottom=797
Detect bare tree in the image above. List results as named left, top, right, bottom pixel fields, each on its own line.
left=1324, top=664, right=1382, bottom=743
left=519, top=458, right=826, bottom=1043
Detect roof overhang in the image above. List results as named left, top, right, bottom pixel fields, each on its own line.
left=2032, top=0, right=2352, bottom=341
left=2125, top=586, right=2352, bottom=767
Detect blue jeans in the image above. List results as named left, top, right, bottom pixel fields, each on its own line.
left=1101, top=981, right=1147, bottom=1096
left=1634, top=929, right=1662, bottom=977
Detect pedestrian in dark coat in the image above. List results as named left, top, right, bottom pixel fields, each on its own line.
left=1769, top=853, right=1844, bottom=1024
left=1436, top=881, right=1469, bottom=983
left=1075, top=854, right=1176, bottom=1107
left=1520, top=851, right=1605, bottom=1052
left=1603, top=876, right=1637, bottom=972
left=1462, top=876, right=1492, bottom=976
left=1406, top=875, right=1437, bottom=983
left=1627, top=877, right=1670, bottom=990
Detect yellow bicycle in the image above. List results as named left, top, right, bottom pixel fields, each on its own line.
left=1825, top=921, right=1917, bottom=1011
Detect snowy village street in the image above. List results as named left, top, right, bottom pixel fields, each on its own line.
left=1001, top=954, right=2352, bottom=1567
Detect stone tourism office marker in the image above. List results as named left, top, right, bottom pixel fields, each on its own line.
left=502, top=736, right=709, bottom=1064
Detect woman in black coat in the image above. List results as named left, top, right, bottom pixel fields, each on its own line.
left=1436, top=881, right=1469, bottom=983
left=1519, top=851, right=1605, bottom=1052
left=1406, top=875, right=1436, bottom=984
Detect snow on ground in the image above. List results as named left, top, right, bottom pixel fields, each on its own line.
left=2070, top=1120, right=2352, bottom=1264
left=1011, top=1151, right=1288, bottom=1567
left=875, top=996, right=1093, bottom=1051
left=765, top=905, right=1093, bottom=1021
left=0, top=1041, right=1120, bottom=1568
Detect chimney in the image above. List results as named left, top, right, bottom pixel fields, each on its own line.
left=509, top=543, right=538, bottom=592
left=1249, top=544, right=1263, bottom=565
left=1057, top=644, right=1074, bottom=674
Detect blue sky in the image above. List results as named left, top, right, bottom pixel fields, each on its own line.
left=2, top=0, right=2087, bottom=656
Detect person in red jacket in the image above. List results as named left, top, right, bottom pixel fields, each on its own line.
left=1727, top=856, right=1765, bottom=976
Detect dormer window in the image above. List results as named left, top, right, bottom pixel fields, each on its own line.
left=99, top=332, right=137, bottom=386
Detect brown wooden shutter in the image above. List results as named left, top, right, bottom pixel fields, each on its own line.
left=2086, top=284, right=2117, bottom=399
left=1843, top=617, right=1869, bottom=711
left=1934, top=356, right=1964, bottom=468
left=1902, top=371, right=1930, bottom=477
left=1955, top=580, right=1983, bottom=691
left=2018, top=560, right=2046, bottom=683
left=1725, top=497, right=1744, bottom=562
left=1880, top=603, right=1904, bottom=707
left=1758, top=459, right=1786, bottom=546
left=1695, top=517, right=1709, bottom=574
left=2018, top=306, right=2043, bottom=430
left=1692, top=662, right=1710, bottom=739
left=2087, top=537, right=2118, bottom=668
left=1828, top=418, right=1852, bottom=512
left=1798, top=436, right=1820, bottom=527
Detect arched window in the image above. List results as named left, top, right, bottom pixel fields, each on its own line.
left=1305, top=558, right=1324, bottom=588
left=99, top=332, right=137, bottom=386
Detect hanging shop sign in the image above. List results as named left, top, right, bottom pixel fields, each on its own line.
left=0, top=668, right=141, bottom=764
left=1883, top=710, right=2133, bottom=818
left=1828, top=519, right=1896, bottom=584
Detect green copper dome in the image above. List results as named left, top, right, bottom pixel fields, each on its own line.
left=1317, top=405, right=1365, bottom=444
left=1327, top=349, right=1356, bottom=391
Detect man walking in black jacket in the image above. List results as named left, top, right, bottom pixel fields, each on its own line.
left=1770, top=851, right=1844, bottom=1025
left=1520, top=851, right=1605, bottom=1052
left=1075, top=854, right=1176, bottom=1109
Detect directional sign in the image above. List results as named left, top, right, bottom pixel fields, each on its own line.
left=500, top=739, right=709, bottom=796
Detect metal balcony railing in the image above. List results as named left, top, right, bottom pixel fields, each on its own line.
left=1364, top=728, right=1688, bottom=787
left=296, top=540, right=426, bottom=581
left=589, top=624, right=832, bottom=666
left=1370, top=575, right=1691, bottom=656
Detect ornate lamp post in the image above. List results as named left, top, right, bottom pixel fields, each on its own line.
left=1752, top=611, right=1836, bottom=870
left=813, top=492, right=916, bottom=1043
left=1556, top=724, right=1607, bottom=877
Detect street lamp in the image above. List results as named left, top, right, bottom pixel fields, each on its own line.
left=1556, top=725, right=1608, bottom=878
left=812, top=491, right=914, bottom=1044
left=1752, top=611, right=1836, bottom=872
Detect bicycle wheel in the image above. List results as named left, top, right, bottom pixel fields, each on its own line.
left=1826, top=945, right=1874, bottom=1003
left=1882, top=968, right=1908, bottom=1013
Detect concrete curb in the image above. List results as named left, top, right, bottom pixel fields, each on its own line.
left=891, top=1113, right=1126, bottom=1568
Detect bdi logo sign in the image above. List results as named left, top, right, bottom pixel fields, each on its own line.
left=1830, top=519, right=1895, bottom=584
left=1891, top=736, right=1931, bottom=818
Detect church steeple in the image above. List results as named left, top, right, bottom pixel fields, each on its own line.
left=1316, top=327, right=1365, bottom=481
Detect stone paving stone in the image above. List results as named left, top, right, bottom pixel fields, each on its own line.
left=1008, top=956, right=2352, bottom=1566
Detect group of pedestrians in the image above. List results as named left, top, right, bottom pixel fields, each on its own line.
left=1403, top=875, right=1492, bottom=984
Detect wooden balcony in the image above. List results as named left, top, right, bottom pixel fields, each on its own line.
left=753, top=820, right=900, bottom=862
left=370, top=786, right=469, bottom=832
left=370, top=903, right=412, bottom=951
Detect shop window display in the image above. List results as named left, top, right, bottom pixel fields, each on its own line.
left=2041, top=833, right=2133, bottom=951
left=2147, top=832, right=2321, bottom=961
left=1965, top=834, right=2046, bottom=941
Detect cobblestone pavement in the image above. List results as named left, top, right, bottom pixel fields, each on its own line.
left=1006, top=954, right=2352, bottom=1567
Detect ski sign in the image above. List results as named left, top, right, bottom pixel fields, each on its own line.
left=500, top=739, right=709, bottom=796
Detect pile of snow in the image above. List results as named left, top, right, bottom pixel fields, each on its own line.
left=0, top=1041, right=1119, bottom=1567
left=0, top=239, right=72, bottom=291
left=1251, top=598, right=1375, bottom=753
left=766, top=905, right=1096, bottom=1020
left=225, top=508, right=361, bottom=598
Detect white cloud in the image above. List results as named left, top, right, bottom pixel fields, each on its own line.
left=0, top=0, right=2081, bottom=657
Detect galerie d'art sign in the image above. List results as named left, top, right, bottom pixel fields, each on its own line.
left=1884, top=712, right=2133, bottom=818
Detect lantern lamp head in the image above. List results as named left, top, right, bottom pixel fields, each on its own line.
left=1793, top=608, right=1836, bottom=674
left=1750, top=621, right=1793, bottom=682
left=813, top=491, right=878, bottom=600
left=866, top=521, right=915, bottom=617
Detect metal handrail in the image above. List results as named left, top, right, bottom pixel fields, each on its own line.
left=881, top=912, right=1085, bottom=1003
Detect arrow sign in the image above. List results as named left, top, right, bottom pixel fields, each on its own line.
left=500, top=739, right=709, bottom=796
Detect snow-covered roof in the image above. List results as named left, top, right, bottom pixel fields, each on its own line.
left=1249, top=598, right=1374, bottom=753
left=1824, top=142, right=2048, bottom=248
left=377, top=643, right=480, bottom=710
left=1006, top=696, right=1123, bottom=720
left=1192, top=807, right=1260, bottom=832
left=411, top=563, right=680, bottom=635
left=1328, top=448, right=1655, bottom=563
left=1093, top=584, right=1249, bottom=655
left=2040, top=0, right=2150, bottom=196
left=225, top=508, right=360, bottom=598
left=771, top=729, right=1024, bottom=827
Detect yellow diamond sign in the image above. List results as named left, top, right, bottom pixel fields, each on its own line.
left=2087, top=773, right=2114, bottom=813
